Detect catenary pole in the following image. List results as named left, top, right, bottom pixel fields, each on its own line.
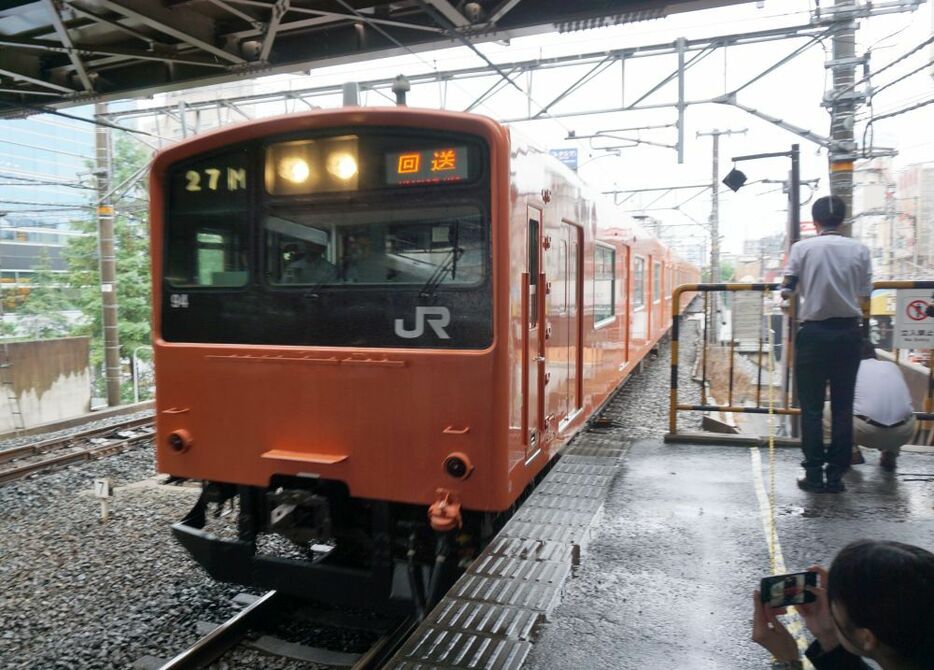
left=828, top=0, right=859, bottom=237
left=697, top=128, right=746, bottom=342
left=94, top=101, right=121, bottom=406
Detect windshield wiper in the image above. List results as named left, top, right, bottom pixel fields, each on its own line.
left=418, top=247, right=462, bottom=300
left=418, top=220, right=461, bottom=300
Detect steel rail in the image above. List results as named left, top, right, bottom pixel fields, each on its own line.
left=351, top=617, right=419, bottom=670
left=0, top=427, right=155, bottom=485
left=156, top=590, right=414, bottom=670
left=157, top=591, right=287, bottom=670
left=0, top=415, right=154, bottom=465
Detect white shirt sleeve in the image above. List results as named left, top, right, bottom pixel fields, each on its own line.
left=784, top=242, right=800, bottom=277
left=859, top=246, right=872, bottom=298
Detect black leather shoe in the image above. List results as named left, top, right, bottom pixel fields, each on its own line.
left=824, top=479, right=846, bottom=493
left=880, top=451, right=898, bottom=471
left=797, top=477, right=825, bottom=493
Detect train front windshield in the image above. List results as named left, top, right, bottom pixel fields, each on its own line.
left=162, top=129, right=492, bottom=349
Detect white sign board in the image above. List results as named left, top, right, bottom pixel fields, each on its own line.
left=93, top=477, right=112, bottom=499
left=894, top=289, right=934, bottom=348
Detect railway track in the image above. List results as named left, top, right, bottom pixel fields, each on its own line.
left=156, top=591, right=416, bottom=670
left=0, top=415, right=155, bottom=485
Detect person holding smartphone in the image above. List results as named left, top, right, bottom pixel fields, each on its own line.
left=752, top=540, right=934, bottom=669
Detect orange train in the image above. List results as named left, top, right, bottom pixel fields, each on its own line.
left=151, top=107, right=699, bottom=613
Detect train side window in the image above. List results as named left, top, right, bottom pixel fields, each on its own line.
left=528, top=219, right=539, bottom=327
left=633, top=256, right=646, bottom=309
left=653, top=261, right=661, bottom=303
left=593, top=243, right=615, bottom=324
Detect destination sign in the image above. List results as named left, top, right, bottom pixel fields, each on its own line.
left=386, top=146, right=469, bottom=185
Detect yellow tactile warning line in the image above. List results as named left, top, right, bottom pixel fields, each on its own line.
left=750, top=299, right=814, bottom=667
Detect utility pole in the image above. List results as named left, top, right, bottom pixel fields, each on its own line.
left=826, top=0, right=860, bottom=237
left=94, top=102, right=121, bottom=406
left=697, top=128, right=746, bottom=343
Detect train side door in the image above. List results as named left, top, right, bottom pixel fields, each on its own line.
left=523, top=208, right=544, bottom=459
left=564, top=223, right=582, bottom=419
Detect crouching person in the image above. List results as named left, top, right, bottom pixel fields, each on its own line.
left=824, top=342, right=917, bottom=470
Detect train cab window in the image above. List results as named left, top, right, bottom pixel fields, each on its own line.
left=264, top=205, right=485, bottom=287
left=166, top=219, right=248, bottom=288
left=593, top=243, right=615, bottom=324
left=653, top=262, right=661, bottom=303
left=633, top=257, right=646, bottom=309
left=166, top=149, right=249, bottom=288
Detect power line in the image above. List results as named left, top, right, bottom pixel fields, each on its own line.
left=870, top=96, right=934, bottom=122
left=832, top=33, right=934, bottom=102
left=872, top=57, right=934, bottom=96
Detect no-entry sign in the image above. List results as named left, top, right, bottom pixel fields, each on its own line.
left=894, top=289, right=934, bottom=348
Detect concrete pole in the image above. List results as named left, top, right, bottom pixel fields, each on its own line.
left=697, top=128, right=746, bottom=343
left=94, top=102, right=121, bottom=406
left=828, top=0, right=858, bottom=237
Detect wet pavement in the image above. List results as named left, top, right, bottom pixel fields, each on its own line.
left=526, top=441, right=934, bottom=670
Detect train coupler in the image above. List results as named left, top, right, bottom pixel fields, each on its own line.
left=428, top=488, right=462, bottom=532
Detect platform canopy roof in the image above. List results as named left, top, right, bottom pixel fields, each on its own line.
left=0, top=0, right=755, bottom=117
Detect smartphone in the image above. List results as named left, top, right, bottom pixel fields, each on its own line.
left=760, top=571, right=817, bottom=608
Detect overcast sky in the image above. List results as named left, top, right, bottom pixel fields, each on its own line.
left=153, top=0, right=934, bottom=255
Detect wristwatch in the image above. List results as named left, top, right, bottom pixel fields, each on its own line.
left=771, top=661, right=803, bottom=670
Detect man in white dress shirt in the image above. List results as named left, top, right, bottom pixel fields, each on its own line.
left=825, top=342, right=916, bottom=471
left=782, top=195, right=872, bottom=493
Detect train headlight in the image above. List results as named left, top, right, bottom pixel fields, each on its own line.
left=327, top=152, right=358, bottom=181
left=278, top=156, right=311, bottom=184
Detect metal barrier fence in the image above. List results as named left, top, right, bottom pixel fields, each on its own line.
left=668, top=280, right=934, bottom=445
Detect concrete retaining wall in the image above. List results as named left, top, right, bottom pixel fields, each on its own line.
left=0, top=337, right=91, bottom=433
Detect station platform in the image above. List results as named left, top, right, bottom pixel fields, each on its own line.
left=390, top=436, right=934, bottom=670
left=527, top=439, right=934, bottom=669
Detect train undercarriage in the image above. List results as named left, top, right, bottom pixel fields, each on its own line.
left=172, top=476, right=507, bottom=616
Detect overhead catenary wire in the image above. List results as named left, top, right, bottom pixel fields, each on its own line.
left=832, top=33, right=934, bottom=102
left=871, top=57, right=934, bottom=97
left=862, top=96, right=934, bottom=156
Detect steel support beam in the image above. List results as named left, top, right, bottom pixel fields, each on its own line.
left=532, top=56, right=615, bottom=119
left=259, top=0, right=290, bottom=63
left=0, top=34, right=229, bottom=68
left=205, top=0, right=265, bottom=32
left=424, top=0, right=470, bottom=27
left=721, top=98, right=832, bottom=148
left=488, top=0, right=524, bottom=25
left=74, top=0, right=245, bottom=64
left=65, top=3, right=172, bottom=47
left=44, top=0, right=93, bottom=92
left=0, top=66, right=75, bottom=93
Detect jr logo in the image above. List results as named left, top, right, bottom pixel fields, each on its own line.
left=394, top=306, right=451, bottom=339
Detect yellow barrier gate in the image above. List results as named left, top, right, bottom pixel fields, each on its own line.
left=667, top=280, right=934, bottom=445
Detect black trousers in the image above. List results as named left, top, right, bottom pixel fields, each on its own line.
left=794, top=319, right=862, bottom=476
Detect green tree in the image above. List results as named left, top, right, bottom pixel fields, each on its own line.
left=719, top=260, right=736, bottom=282
left=63, top=134, right=153, bottom=401
left=17, top=248, right=70, bottom=339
